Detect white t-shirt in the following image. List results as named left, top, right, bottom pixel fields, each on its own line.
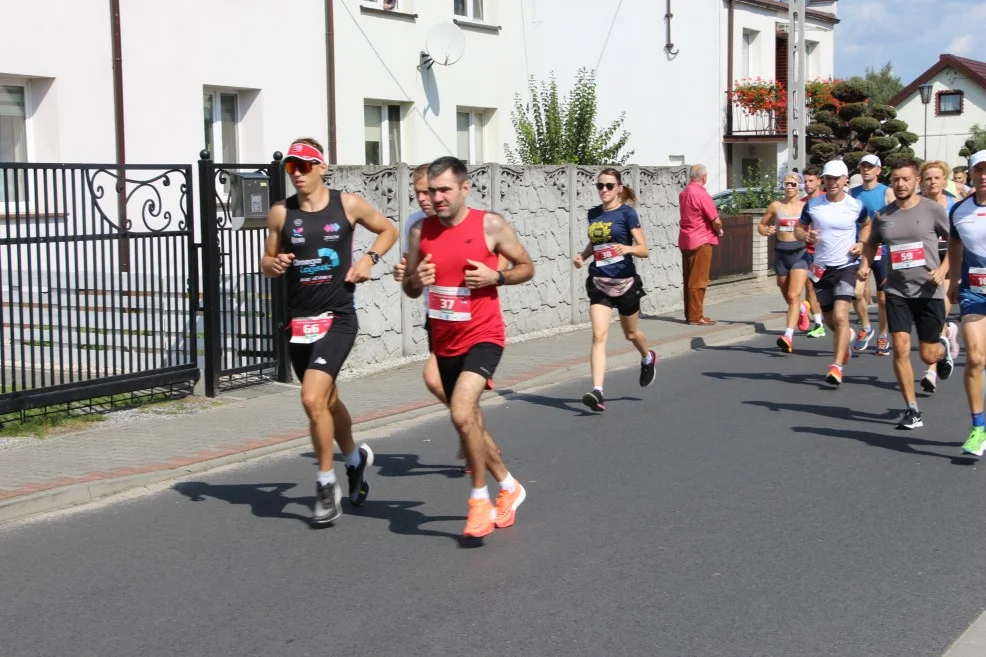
left=403, top=209, right=429, bottom=306
left=799, top=194, right=869, bottom=268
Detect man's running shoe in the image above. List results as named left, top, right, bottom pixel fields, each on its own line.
left=920, top=370, right=937, bottom=393
left=962, top=426, right=986, bottom=457
left=947, top=322, right=960, bottom=360
left=896, top=408, right=924, bottom=430
left=797, top=302, right=810, bottom=332
left=345, top=443, right=374, bottom=506
left=776, top=335, right=793, bottom=353
left=852, top=325, right=874, bottom=351
left=807, top=324, right=826, bottom=338
left=937, top=335, right=954, bottom=381
left=463, top=497, right=496, bottom=538
left=639, top=350, right=657, bottom=387
left=825, top=364, right=843, bottom=386
left=582, top=389, right=606, bottom=412
left=313, top=480, right=343, bottom=525
left=875, top=335, right=891, bottom=356
left=494, top=483, right=527, bottom=529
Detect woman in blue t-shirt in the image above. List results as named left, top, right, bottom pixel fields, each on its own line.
left=573, top=168, right=656, bottom=412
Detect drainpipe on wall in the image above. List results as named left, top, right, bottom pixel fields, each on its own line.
left=325, top=0, right=338, bottom=164
left=725, top=0, right=735, bottom=188
left=109, top=0, right=129, bottom=271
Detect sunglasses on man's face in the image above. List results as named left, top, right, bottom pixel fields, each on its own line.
left=285, top=160, right=316, bottom=175
left=596, top=182, right=617, bottom=191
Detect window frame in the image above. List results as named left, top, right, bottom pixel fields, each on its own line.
left=936, top=90, right=964, bottom=116
left=0, top=78, right=32, bottom=210
left=456, top=109, right=487, bottom=165
left=740, top=29, right=760, bottom=80
left=364, top=102, right=403, bottom=166
left=203, top=89, right=240, bottom=165
left=453, top=0, right=484, bottom=21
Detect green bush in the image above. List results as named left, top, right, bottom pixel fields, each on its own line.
left=837, top=102, right=869, bottom=122
left=832, top=79, right=875, bottom=104
left=869, top=104, right=898, bottom=121
left=848, top=116, right=881, bottom=138
left=813, top=110, right=840, bottom=130
left=881, top=119, right=907, bottom=135
left=896, top=131, right=919, bottom=147
left=868, top=135, right=900, bottom=152
left=807, top=122, right=834, bottom=138
left=719, top=164, right=781, bottom=215
left=843, top=151, right=868, bottom=170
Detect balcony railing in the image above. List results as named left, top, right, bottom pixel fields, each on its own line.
left=725, top=97, right=787, bottom=139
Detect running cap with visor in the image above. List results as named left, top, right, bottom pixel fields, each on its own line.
left=859, top=154, right=881, bottom=168
left=970, top=150, right=986, bottom=170
left=284, top=142, right=326, bottom=165
left=821, top=159, right=849, bottom=178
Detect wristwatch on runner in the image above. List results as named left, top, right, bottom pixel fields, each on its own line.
left=367, top=251, right=380, bottom=265
left=497, top=271, right=505, bottom=286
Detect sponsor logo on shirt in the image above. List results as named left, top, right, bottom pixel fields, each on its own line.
left=291, top=226, right=305, bottom=245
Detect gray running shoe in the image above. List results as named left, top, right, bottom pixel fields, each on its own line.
left=313, top=480, right=343, bottom=525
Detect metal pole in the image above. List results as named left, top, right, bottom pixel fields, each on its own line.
left=924, top=104, right=929, bottom=160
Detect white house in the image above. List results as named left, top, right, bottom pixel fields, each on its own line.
left=890, top=54, right=986, bottom=168
left=0, top=0, right=837, bottom=195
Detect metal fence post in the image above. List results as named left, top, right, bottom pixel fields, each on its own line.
left=267, top=151, right=291, bottom=383
left=198, top=151, right=221, bottom=397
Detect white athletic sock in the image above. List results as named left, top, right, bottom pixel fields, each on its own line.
left=317, top=470, right=337, bottom=486
left=814, top=314, right=823, bottom=325
left=470, top=486, right=490, bottom=501
left=642, top=351, right=654, bottom=365
left=498, top=473, right=516, bottom=494
left=784, top=328, right=794, bottom=339
left=344, top=449, right=361, bottom=469
left=593, top=386, right=603, bottom=395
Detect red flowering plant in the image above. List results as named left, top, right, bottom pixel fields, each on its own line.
left=730, top=78, right=788, bottom=115
left=805, top=77, right=843, bottom=114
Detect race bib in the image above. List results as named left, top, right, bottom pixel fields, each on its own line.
left=777, top=217, right=797, bottom=233
left=970, top=267, right=986, bottom=294
left=889, top=242, right=926, bottom=270
left=428, top=285, right=471, bottom=321
left=290, top=313, right=334, bottom=344
left=593, top=243, right=625, bottom=266
left=874, top=244, right=883, bottom=261
left=809, top=262, right=826, bottom=283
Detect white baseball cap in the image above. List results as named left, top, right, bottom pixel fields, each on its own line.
left=859, top=154, right=882, bottom=168
left=821, top=159, right=849, bottom=178
left=970, top=150, right=986, bottom=170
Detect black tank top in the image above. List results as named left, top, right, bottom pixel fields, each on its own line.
left=281, top=189, right=355, bottom=317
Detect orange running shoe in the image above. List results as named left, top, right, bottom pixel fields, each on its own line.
left=776, top=335, right=793, bottom=353
left=825, top=364, right=843, bottom=386
left=463, top=497, right=496, bottom=538
left=494, top=483, right=527, bottom=528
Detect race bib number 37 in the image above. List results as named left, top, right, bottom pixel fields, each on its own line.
left=889, top=242, right=926, bottom=270
left=970, top=267, right=986, bottom=294
left=290, top=314, right=334, bottom=344
left=428, top=285, right=471, bottom=321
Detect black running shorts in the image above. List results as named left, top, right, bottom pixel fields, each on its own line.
left=586, top=274, right=646, bottom=317
left=287, top=311, right=358, bottom=381
left=435, top=342, right=503, bottom=402
left=813, top=264, right=858, bottom=312
left=885, top=295, right=945, bottom=344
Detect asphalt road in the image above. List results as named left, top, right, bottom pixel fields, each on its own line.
left=2, top=332, right=985, bottom=657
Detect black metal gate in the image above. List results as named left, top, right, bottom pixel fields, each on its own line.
left=197, top=151, right=289, bottom=397
left=0, top=163, right=199, bottom=413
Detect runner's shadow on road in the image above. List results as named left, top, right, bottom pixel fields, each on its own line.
left=374, top=453, right=464, bottom=479
left=790, top=426, right=975, bottom=464
left=695, top=343, right=832, bottom=358
left=703, top=370, right=901, bottom=392
left=745, top=400, right=899, bottom=425
left=505, top=391, right=640, bottom=415
left=172, top=481, right=313, bottom=525
left=350, top=499, right=474, bottom=546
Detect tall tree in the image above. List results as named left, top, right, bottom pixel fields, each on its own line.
left=505, top=68, right=633, bottom=165
left=959, top=124, right=986, bottom=159
left=847, top=62, right=904, bottom=106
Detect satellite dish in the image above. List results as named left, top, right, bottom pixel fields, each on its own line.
left=421, top=22, right=465, bottom=69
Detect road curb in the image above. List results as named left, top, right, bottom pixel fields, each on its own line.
left=0, top=314, right=787, bottom=524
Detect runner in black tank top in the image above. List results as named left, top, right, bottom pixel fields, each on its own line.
left=261, top=138, right=397, bottom=526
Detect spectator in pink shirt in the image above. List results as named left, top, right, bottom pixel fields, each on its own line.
left=678, top=164, right=723, bottom=325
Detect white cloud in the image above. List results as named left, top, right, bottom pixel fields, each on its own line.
left=947, top=34, right=975, bottom=56
left=855, top=1, right=886, bottom=22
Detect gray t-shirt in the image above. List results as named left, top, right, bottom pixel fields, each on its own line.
left=869, top=196, right=950, bottom=298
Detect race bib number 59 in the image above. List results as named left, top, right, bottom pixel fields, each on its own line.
left=889, top=242, right=926, bottom=270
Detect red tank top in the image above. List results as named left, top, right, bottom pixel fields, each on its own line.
left=419, top=208, right=505, bottom=357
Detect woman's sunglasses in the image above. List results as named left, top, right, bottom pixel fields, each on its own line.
left=285, top=160, right=317, bottom=175
left=596, top=182, right=617, bottom=191
left=783, top=182, right=799, bottom=188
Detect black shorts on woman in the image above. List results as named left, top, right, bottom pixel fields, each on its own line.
left=585, top=203, right=647, bottom=316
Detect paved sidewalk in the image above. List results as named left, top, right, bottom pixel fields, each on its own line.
left=0, top=287, right=790, bottom=521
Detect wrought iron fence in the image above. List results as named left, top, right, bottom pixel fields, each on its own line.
left=197, top=152, right=289, bottom=397
left=0, top=163, right=199, bottom=414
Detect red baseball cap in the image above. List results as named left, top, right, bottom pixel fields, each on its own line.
left=284, top=142, right=326, bottom=164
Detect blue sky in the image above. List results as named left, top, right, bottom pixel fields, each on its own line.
left=834, top=0, right=986, bottom=84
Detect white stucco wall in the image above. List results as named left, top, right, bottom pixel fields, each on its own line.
left=895, top=68, right=986, bottom=167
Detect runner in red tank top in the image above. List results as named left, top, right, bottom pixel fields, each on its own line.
left=403, top=156, right=535, bottom=540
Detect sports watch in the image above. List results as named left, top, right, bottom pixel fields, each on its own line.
left=367, top=251, right=380, bottom=265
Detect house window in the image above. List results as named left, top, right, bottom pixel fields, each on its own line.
left=937, top=90, right=964, bottom=116
left=363, top=0, right=398, bottom=9
left=0, top=83, right=28, bottom=204
left=203, top=90, right=239, bottom=163
left=454, top=0, right=483, bottom=20
left=364, top=103, right=402, bottom=165
left=806, top=41, right=819, bottom=78
left=456, top=110, right=486, bottom=164
left=740, top=29, right=760, bottom=79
